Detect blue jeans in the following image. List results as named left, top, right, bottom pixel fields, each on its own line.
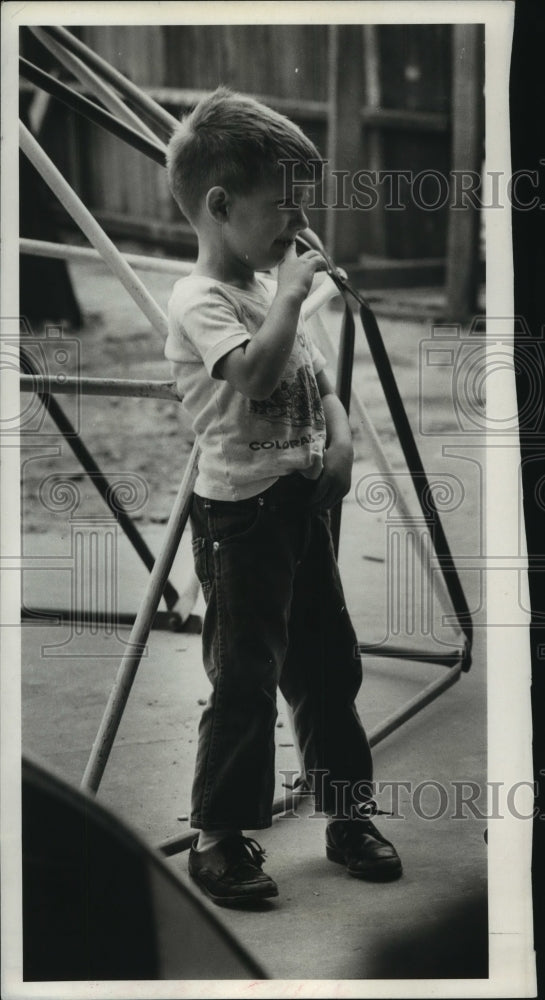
left=189, top=473, right=373, bottom=830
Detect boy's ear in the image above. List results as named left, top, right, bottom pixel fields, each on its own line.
left=205, top=186, right=230, bottom=223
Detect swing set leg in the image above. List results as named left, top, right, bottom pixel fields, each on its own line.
left=81, top=445, right=199, bottom=794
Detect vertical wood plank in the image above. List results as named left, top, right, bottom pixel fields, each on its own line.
left=124, top=27, right=149, bottom=219
left=360, top=25, right=386, bottom=258
left=145, top=27, right=169, bottom=229
left=88, top=26, right=122, bottom=214
left=376, top=24, right=452, bottom=264
left=325, top=25, right=365, bottom=261
left=379, top=24, right=451, bottom=113
left=445, top=24, right=484, bottom=318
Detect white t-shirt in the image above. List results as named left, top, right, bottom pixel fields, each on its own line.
left=165, top=273, right=327, bottom=500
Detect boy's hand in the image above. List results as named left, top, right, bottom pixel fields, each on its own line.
left=310, top=442, right=354, bottom=510
left=277, top=245, right=326, bottom=301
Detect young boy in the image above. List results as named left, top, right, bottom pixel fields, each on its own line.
left=165, top=87, right=402, bottom=907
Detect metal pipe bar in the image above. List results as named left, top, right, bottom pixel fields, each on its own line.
left=330, top=302, right=355, bottom=558
left=356, top=298, right=473, bottom=666
left=20, top=238, right=193, bottom=276
left=29, top=27, right=162, bottom=144
left=19, top=346, right=180, bottom=611
left=42, top=26, right=179, bottom=137
left=368, top=659, right=463, bottom=748
left=158, top=831, right=196, bottom=857
left=20, top=58, right=166, bottom=166
left=20, top=123, right=169, bottom=341
left=357, top=643, right=465, bottom=667
left=19, top=239, right=341, bottom=320
left=81, top=443, right=199, bottom=793
left=20, top=375, right=180, bottom=401
left=27, top=79, right=52, bottom=135
left=20, top=606, right=198, bottom=633
left=297, top=232, right=473, bottom=666
left=335, top=303, right=356, bottom=415
left=303, top=276, right=342, bottom=320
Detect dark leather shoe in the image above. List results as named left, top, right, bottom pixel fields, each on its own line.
left=326, top=820, right=402, bottom=882
left=188, top=835, right=279, bottom=906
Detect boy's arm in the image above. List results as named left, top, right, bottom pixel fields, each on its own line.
left=215, top=247, right=324, bottom=400
left=311, top=369, right=354, bottom=510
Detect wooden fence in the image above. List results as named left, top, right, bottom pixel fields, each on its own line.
left=21, top=22, right=484, bottom=311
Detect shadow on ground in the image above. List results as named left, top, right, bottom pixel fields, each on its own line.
left=364, top=891, right=488, bottom=979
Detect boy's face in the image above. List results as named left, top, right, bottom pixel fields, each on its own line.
left=222, top=177, right=313, bottom=275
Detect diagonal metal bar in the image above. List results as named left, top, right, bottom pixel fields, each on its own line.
left=297, top=232, right=473, bottom=668
left=29, top=26, right=162, bottom=143
left=311, top=307, right=463, bottom=638
left=357, top=297, right=473, bottom=666
left=81, top=442, right=199, bottom=793
left=19, top=122, right=169, bottom=340
left=330, top=302, right=355, bottom=557
left=20, top=58, right=166, bottom=166
left=41, top=25, right=179, bottom=137
left=368, top=657, right=463, bottom=747
left=357, top=644, right=464, bottom=667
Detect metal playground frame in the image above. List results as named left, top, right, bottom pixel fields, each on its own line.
left=18, top=26, right=473, bottom=856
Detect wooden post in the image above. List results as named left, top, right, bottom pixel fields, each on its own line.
left=325, top=25, right=365, bottom=262
left=445, top=24, right=484, bottom=319
left=360, top=25, right=387, bottom=259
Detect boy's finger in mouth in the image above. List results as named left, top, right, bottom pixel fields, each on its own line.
left=274, top=238, right=296, bottom=252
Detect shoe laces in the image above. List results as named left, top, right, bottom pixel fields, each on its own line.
left=281, top=780, right=392, bottom=815
left=356, top=801, right=393, bottom=818
left=221, top=835, right=268, bottom=876
left=282, top=775, right=312, bottom=794
left=240, top=836, right=267, bottom=865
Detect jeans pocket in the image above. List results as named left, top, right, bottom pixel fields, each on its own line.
left=191, top=536, right=212, bottom=601
left=209, top=497, right=265, bottom=547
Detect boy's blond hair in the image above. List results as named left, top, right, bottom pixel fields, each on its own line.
left=166, top=86, right=323, bottom=223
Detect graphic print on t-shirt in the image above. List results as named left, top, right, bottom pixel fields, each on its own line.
left=249, top=363, right=325, bottom=428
